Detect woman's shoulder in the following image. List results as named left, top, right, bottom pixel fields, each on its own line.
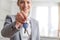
left=5, top=15, right=16, bottom=22
left=30, top=17, right=38, bottom=23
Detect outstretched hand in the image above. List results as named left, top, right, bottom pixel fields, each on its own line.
left=15, top=11, right=28, bottom=29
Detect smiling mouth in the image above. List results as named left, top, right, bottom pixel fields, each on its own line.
left=23, top=8, right=28, bottom=11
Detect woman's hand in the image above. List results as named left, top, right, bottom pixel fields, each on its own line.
left=15, top=11, right=27, bottom=29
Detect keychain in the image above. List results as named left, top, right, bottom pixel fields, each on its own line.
left=23, top=23, right=28, bottom=33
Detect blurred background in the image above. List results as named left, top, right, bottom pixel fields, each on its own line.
left=0, top=0, right=60, bottom=40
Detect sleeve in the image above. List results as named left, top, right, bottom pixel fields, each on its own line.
left=1, top=15, right=19, bottom=38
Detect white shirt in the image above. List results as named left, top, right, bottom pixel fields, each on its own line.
left=20, top=18, right=31, bottom=40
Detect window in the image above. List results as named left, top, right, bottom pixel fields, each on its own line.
left=36, top=6, right=48, bottom=36
left=36, top=4, right=58, bottom=37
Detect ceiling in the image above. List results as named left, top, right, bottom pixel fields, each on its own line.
left=32, top=0, right=60, bottom=3
left=12, top=0, right=60, bottom=3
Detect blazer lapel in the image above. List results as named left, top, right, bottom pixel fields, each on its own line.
left=30, top=18, right=35, bottom=40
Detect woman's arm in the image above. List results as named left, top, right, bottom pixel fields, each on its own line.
left=1, top=15, right=19, bottom=38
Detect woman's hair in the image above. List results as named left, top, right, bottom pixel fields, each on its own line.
left=17, top=0, right=20, bottom=3
left=18, top=0, right=19, bottom=2
left=17, top=0, right=20, bottom=5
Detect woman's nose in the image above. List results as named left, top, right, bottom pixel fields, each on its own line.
left=24, top=3, right=28, bottom=8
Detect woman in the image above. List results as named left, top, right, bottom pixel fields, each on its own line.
left=1, top=0, right=40, bottom=40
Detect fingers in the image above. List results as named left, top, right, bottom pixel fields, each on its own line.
left=16, top=12, right=26, bottom=24
left=16, top=11, right=28, bottom=24
left=17, top=13, right=25, bottom=21
left=15, top=11, right=28, bottom=29
left=15, top=21, right=22, bottom=29
left=21, top=11, right=27, bottom=20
